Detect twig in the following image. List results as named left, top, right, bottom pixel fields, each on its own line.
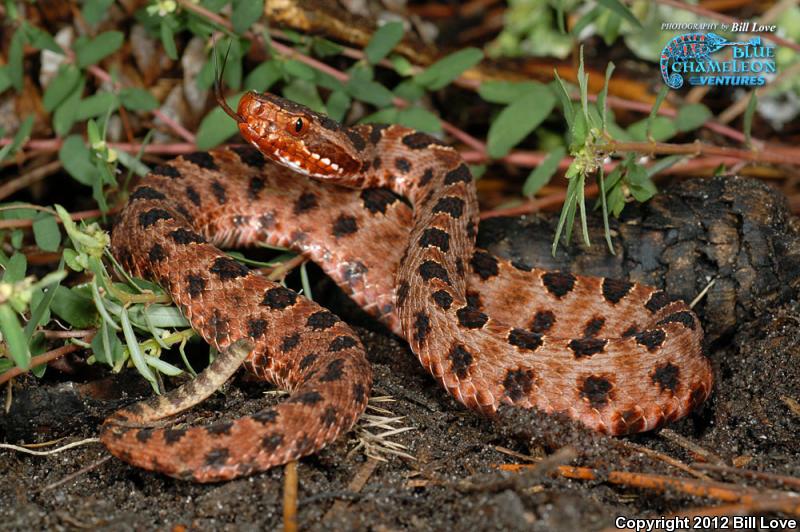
left=500, top=463, right=780, bottom=504
left=0, top=138, right=197, bottom=155
left=323, top=457, right=380, bottom=521
left=692, top=462, right=800, bottom=490
left=690, top=278, right=716, bottom=309
left=660, top=428, right=724, bottom=465
left=605, top=139, right=800, bottom=167
left=0, top=160, right=62, bottom=201
left=283, top=460, right=299, bottom=532
left=84, top=65, right=196, bottom=144
left=266, top=255, right=307, bottom=282
left=782, top=395, right=800, bottom=417
left=0, top=437, right=100, bottom=456
left=0, top=341, right=90, bottom=385
left=40, top=455, right=113, bottom=493
left=0, top=205, right=121, bottom=230
left=39, top=329, right=97, bottom=339
left=600, top=94, right=754, bottom=145
left=618, top=439, right=712, bottom=480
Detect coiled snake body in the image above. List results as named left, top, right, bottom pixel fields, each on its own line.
left=101, top=92, right=713, bottom=482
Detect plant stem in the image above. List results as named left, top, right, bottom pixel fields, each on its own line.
left=0, top=340, right=92, bottom=385
left=603, top=138, right=800, bottom=166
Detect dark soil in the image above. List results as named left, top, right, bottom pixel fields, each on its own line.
left=1, top=176, right=799, bottom=531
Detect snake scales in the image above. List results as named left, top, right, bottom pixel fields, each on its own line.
left=100, top=92, right=713, bottom=482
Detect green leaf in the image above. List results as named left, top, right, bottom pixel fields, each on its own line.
left=469, top=164, right=486, bottom=179
left=50, top=285, right=98, bottom=328
left=0, top=305, right=29, bottom=369
left=359, top=107, right=399, bottom=125
left=645, top=85, right=669, bottom=139
left=62, top=248, right=83, bottom=272
left=552, top=71, right=575, bottom=134
left=53, top=79, right=85, bottom=137
left=364, top=21, right=404, bottom=64
left=137, top=304, right=188, bottom=328
left=244, top=60, right=282, bottom=92
left=119, top=87, right=159, bottom=111
left=523, top=147, right=565, bottom=197
left=625, top=162, right=658, bottom=202
left=160, top=19, right=178, bottom=60
left=346, top=77, right=394, bottom=108
left=59, top=135, right=99, bottom=186
left=74, top=31, right=124, bottom=67
left=0, top=66, right=11, bottom=93
left=393, top=79, right=425, bottom=102
left=25, top=263, right=64, bottom=338
left=145, top=355, right=183, bottom=376
left=675, top=103, right=711, bottom=132
left=596, top=0, right=642, bottom=29
left=231, top=0, right=263, bottom=33
left=598, top=62, right=615, bottom=132
left=390, top=54, right=414, bottom=76
left=0, top=115, right=34, bottom=163
left=628, top=116, right=677, bottom=142
left=87, top=119, right=102, bottom=146
left=43, top=65, right=82, bottom=112
left=743, top=92, right=757, bottom=146
left=313, top=70, right=346, bottom=92
left=478, top=81, right=544, bottom=104
left=32, top=214, right=61, bottom=252
left=10, top=230, right=23, bottom=249
left=3, top=252, right=27, bottom=282
left=23, top=24, right=62, bottom=53
left=91, top=321, right=122, bottom=366
left=552, top=168, right=582, bottom=255
left=312, top=37, right=344, bottom=58
left=608, top=181, right=625, bottom=217
left=82, top=0, right=116, bottom=25
left=596, top=168, right=614, bottom=254
left=196, top=95, right=243, bottom=149
left=8, top=29, right=25, bottom=92
left=396, top=107, right=442, bottom=133
left=326, top=91, right=351, bottom=122
left=116, top=150, right=151, bottom=177
left=200, top=0, right=228, bottom=12
left=283, top=80, right=326, bottom=113
left=76, top=91, right=118, bottom=120
left=576, top=46, right=590, bottom=127
left=414, top=47, right=483, bottom=90
left=282, top=59, right=317, bottom=81
left=120, top=306, right=158, bottom=389
left=487, top=88, right=555, bottom=158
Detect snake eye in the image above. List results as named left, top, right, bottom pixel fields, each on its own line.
left=288, top=117, right=306, bottom=136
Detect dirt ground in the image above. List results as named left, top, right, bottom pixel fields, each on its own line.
left=1, top=176, right=799, bottom=531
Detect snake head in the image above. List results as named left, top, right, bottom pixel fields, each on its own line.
left=235, top=92, right=363, bottom=179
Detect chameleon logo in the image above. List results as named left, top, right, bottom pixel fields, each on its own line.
left=660, top=33, right=763, bottom=89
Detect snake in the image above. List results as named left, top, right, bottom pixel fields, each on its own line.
left=99, top=91, right=713, bottom=482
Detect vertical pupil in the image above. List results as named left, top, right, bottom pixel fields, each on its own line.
left=295, top=118, right=303, bottom=133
